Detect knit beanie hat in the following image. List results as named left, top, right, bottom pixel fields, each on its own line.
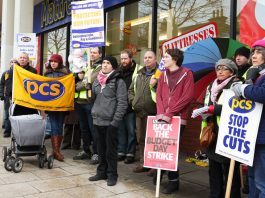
left=103, top=56, right=118, bottom=69
left=215, top=58, right=238, bottom=74
left=251, top=39, right=265, bottom=48
left=234, top=46, right=250, bottom=59
left=49, top=54, right=63, bottom=63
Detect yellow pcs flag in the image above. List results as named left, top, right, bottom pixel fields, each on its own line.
left=13, top=65, right=74, bottom=111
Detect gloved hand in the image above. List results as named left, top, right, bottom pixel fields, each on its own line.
left=231, top=84, right=249, bottom=98
left=191, top=105, right=214, bottom=119
left=246, top=67, right=260, bottom=82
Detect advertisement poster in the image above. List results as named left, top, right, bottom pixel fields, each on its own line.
left=71, top=0, right=104, bottom=48
left=216, top=90, right=263, bottom=166
left=144, top=116, right=180, bottom=171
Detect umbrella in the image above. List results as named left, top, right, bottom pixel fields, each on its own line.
left=181, top=38, right=246, bottom=102
left=182, top=38, right=246, bottom=72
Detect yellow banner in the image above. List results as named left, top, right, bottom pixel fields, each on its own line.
left=13, top=65, right=74, bottom=111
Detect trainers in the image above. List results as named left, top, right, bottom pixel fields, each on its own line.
left=133, top=165, right=149, bottom=173
left=90, top=154, right=99, bottom=165
left=124, top=156, right=134, bottom=164
left=107, top=178, right=117, bottom=186
left=118, top=154, right=125, bottom=161
left=162, top=181, right=179, bottom=194
left=3, top=133, right=11, bottom=138
left=73, top=151, right=91, bottom=160
left=88, top=174, right=107, bottom=181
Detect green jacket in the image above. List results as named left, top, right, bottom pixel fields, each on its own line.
left=128, top=66, right=157, bottom=117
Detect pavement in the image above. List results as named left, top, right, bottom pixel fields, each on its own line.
left=0, top=102, right=246, bottom=198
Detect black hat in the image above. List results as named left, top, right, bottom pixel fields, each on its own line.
left=103, top=56, right=118, bottom=69
left=234, top=47, right=250, bottom=59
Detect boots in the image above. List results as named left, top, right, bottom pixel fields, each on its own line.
left=51, top=136, right=64, bottom=161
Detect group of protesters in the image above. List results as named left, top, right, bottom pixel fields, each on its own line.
left=1, top=37, right=265, bottom=197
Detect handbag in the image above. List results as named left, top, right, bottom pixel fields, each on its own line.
left=200, top=120, right=216, bottom=148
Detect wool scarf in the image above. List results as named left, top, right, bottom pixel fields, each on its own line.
left=97, top=70, right=114, bottom=90
left=210, top=75, right=235, bottom=103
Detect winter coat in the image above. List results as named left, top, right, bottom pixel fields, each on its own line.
left=204, top=76, right=241, bottom=163
left=244, top=72, right=265, bottom=145
left=156, top=67, right=194, bottom=124
left=0, top=70, right=10, bottom=98
left=91, top=70, right=128, bottom=127
left=0, top=64, right=37, bottom=98
left=128, top=66, right=157, bottom=117
left=117, top=60, right=142, bottom=114
left=44, top=67, right=69, bottom=78
left=44, top=66, right=70, bottom=114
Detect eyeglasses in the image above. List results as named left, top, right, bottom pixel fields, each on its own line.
left=215, top=66, right=231, bottom=72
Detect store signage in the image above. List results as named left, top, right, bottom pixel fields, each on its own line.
left=71, top=0, right=105, bottom=48
left=160, top=22, right=218, bottom=54
left=215, top=90, right=263, bottom=166
left=41, top=0, right=72, bottom=28
left=15, top=33, right=37, bottom=61
left=34, top=0, right=127, bottom=34
left=144, top=116, right=180, bottom=171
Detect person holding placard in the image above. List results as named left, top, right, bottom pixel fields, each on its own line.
left=155, top=48, right=194, bottom=194
left=193, top=59, right=242, bottom=198
left=231, top=39, right=265, bottom=198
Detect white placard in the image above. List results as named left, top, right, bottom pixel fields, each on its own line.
left=216, top=90, right=263, bottom=166
left=15, top=33, right=37, bottom=61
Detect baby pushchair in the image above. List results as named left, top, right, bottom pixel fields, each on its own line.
left=2, top=103, right=54, bottom=173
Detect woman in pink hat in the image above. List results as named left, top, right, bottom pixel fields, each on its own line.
left=232, top=39, right=265, bottom=197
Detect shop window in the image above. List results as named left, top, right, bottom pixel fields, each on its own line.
left=43, top=26, right=67, bottom=65
left=106, top=0, right=153, bottom=65
left=157, top=0, right=230, bottom=59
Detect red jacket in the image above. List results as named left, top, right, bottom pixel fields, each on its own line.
left=156, top=67, right=194, bottom=124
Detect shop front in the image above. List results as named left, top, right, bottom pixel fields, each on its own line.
left=32, top=0, right=265, bottom=154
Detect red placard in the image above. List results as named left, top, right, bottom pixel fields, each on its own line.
left=144, top=116, right=181, bottom=171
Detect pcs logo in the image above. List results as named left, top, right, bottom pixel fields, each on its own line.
left=229, top=97, right=255, bottom=113
left=24, top=80, right=65, bottom=101
left=21, top=36, right=31, bottom=42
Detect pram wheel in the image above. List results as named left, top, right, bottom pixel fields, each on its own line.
left=47, top=155, right=54, bottom=169
left=12, top=157, right=24, bottom=173
left=38, top=155, right=45, bottom=168
left=4, top=156, right=15, bottom=171
left=2, top=147, right=7, bottom=162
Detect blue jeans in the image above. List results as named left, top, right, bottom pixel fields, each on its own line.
left=48, top=111, right=66, bottom=136
left=45, top=114, right=51, bottom=135
left=75, top=103, right=96, bottom=154
left=117, top=112, right=136, bottom=157
left=248, top=145, right=265, bottom=198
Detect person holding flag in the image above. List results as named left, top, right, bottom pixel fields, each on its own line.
left=44, top=54, right=70, bottom=161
